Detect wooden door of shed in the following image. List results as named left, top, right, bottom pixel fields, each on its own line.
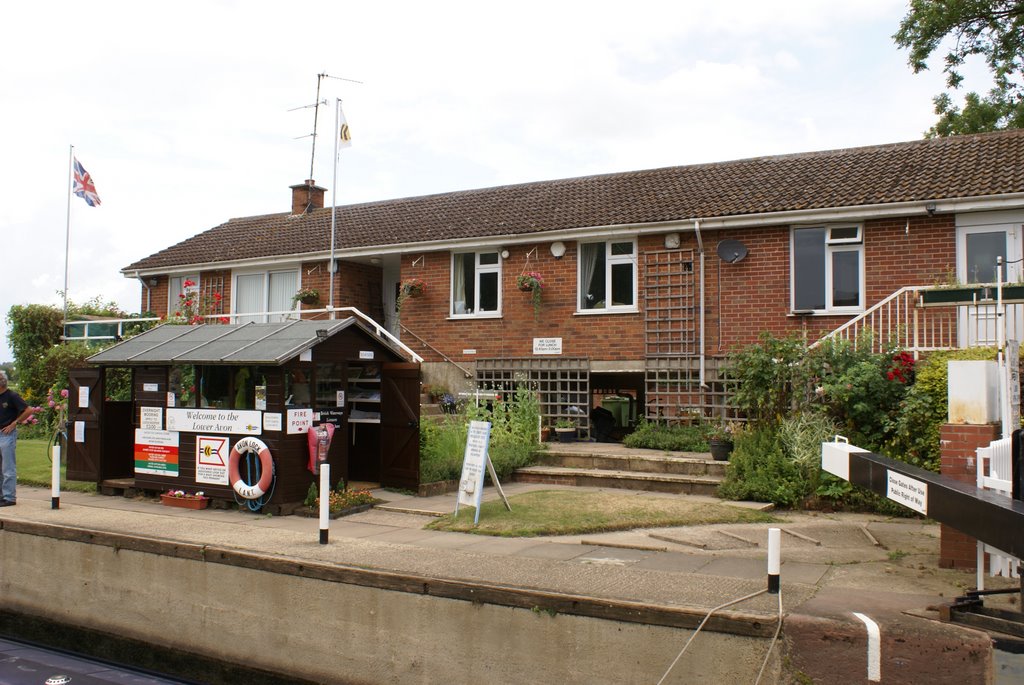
left=66, top=367, right=102, bottom=482
left=380, top=362, right=420, bottom=490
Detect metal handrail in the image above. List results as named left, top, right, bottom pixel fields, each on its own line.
left=400, top=323, right=473, bottom=378
left=813, top=283, right=1024, bottom=355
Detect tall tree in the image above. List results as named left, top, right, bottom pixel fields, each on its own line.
left=894, top=0, right=1024, bottom=136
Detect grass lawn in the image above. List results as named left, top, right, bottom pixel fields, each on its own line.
left=16, top=438, right=96, bottom=493
left=427, top=489, right=776, bottom=537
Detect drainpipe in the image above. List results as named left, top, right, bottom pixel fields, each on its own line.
left=135, top=273, right=151, bottom=313
left=694, top=220, right=707, bottom=389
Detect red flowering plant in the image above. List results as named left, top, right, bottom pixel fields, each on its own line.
left=166, top=280, right=229, bottom=325
left=886, top=351, right=916, bottom=384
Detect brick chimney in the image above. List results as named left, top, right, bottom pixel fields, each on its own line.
left=290, top=179, right=326, bottom=215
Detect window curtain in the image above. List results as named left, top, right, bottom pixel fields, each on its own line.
left=268, top=271, right=298, bottom=322
left=580, top=243, right=601, bottom=309
left=453, top=254, right=467, bottom=314
left=235, top=274, right=264, bottom=323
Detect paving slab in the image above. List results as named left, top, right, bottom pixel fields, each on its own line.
left=514, top=542, right=598, bottom=561
left=6, top=483, right=1011, bottom=633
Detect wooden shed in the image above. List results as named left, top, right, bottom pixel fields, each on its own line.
left=69, top=319, right=420, bottom=511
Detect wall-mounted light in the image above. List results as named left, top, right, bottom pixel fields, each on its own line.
left=550, top=241, right=566, bottom=259
left=665, top=233, right=680, bottom=249
left=315, top=329, right=329, bottom=341
left=500, top=249, right=510, bottom=260
left=147, top=278, right=158, bottom=287
left=925, top=202, right=937, bottom=216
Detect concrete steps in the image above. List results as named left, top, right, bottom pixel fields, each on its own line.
left=514, top=444, right=727, bottom=496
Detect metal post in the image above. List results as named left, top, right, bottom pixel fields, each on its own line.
left=319, top=463, right=330, bottom=544
left=51, top=444, right=61, bottom=509
left=767, top=527, right=780, bottom=594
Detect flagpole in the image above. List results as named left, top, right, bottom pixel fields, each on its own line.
left=62, top=145, right=74, bottom=340
left=328, top=98, right=340, bottom=319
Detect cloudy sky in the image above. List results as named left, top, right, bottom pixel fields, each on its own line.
left=0, top=0, right=987, bottom=362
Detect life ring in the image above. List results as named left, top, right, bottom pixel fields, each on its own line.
left=228, top=437, right=274, bottom=500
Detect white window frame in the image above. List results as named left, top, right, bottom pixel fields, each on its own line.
left=168, top=274, right=200, bottom=314
left=577, top=238, right=638, bottom=314
left=450, top=250, right=502, bottom=318
left=231, top=267, right=300, bottom=323
left=790, top=224, right=865, bottom=314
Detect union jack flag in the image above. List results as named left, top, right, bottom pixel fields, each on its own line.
left=73, top=158, right=101, bottom=207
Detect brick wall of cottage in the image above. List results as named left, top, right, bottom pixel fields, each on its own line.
left=138, top=214, right=956, bottom=354
left=398, top=215, right=957, bottom=364
left=142, top=263, right=381, bottom=323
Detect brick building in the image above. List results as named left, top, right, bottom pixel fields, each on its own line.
left=123, top=129, right=1024, bottom=433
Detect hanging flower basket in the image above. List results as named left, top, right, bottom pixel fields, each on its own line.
left=401, top=278, right=425, bottom=298
left=516, top=272, right=544, bottom=318
left=292, top=287, right=320, bottom=306
left=517, top=272, right=543, bottom=292
left=396, top=278, right=426, bottom=314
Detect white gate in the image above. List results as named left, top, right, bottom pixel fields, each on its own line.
left=976, top=436, right=1020, bottom=589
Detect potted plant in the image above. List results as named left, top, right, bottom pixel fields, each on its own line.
left=554, top=418, right=577, bottom=443
left=160, top=489, right=210, bottom=509
left=292, top=287, right=320, bottom=306
left=516, top=272, right=544, bottom=319
left=396, top=278, right=425, bottom=314
left=706, top=421, right=739, bottom=461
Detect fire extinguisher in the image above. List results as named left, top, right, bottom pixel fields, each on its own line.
left=316, top=426, right=329, bottom=472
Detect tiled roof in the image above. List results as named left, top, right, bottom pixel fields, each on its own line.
left=124, top=129, right=1024, bottom=272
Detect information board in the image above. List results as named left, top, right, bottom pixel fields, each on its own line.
left=456, top=421, right=492, bottom=521
left=134, top=429, right=180, bottom=477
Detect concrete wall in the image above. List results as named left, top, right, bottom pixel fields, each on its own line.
left=0, top=523, right=779, bottom=684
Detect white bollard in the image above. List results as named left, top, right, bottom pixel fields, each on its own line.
left=767, top=527, right=781, bottom=594
left=319, top=464, right=330, bottom=545
left=51, top=444, right=61, bottom=509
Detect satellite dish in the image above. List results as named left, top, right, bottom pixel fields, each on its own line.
left=717, top=239, right=748, bottom=264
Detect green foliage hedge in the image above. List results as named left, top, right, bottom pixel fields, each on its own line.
left=718, top=331, right=998, bottom=511
left=623, top=419, right=710, bottom=451
left=420, top=384, right=540, bottom=483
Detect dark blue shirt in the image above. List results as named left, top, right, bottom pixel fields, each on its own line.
left=0, top=388, right=28, bottom=430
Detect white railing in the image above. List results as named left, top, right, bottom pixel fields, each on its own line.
left=976, top=436, right=1020, bottom=589
left=63, top=306, right=423, bottom=363
left=63, top=317, right=161, bottom=343
left=813, top=285, right=1024, bottom=355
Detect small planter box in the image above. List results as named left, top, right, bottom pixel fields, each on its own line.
left=160, top=494, right=210, bottom=510
left=920, top=285, right=1024, bottom=307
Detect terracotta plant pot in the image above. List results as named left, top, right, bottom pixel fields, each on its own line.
left=160, top=494, right=210, bottom=510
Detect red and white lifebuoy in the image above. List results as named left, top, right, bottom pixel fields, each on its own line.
left=228, top=437, right=274, bottom=500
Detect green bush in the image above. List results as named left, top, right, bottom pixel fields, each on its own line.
left=623, top=419, right=710, bottom=451
left=885, top=346, right=996, bottom=471
left=718, top=424, right=812, bottom=507
left=724, top=332, right=809, bottom=424
left=420, top=384, right=540, bottom=483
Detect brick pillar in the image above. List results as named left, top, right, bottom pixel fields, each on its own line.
left=938, top=422, right=999, bottom=569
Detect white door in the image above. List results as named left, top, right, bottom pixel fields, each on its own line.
left=956, top=213, right=1024, bottom=346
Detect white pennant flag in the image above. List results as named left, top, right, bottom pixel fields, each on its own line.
left=338, top=102, right=352, bottom=149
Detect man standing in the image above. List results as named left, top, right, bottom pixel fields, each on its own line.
left=0, top=371, right=33, bottom=506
